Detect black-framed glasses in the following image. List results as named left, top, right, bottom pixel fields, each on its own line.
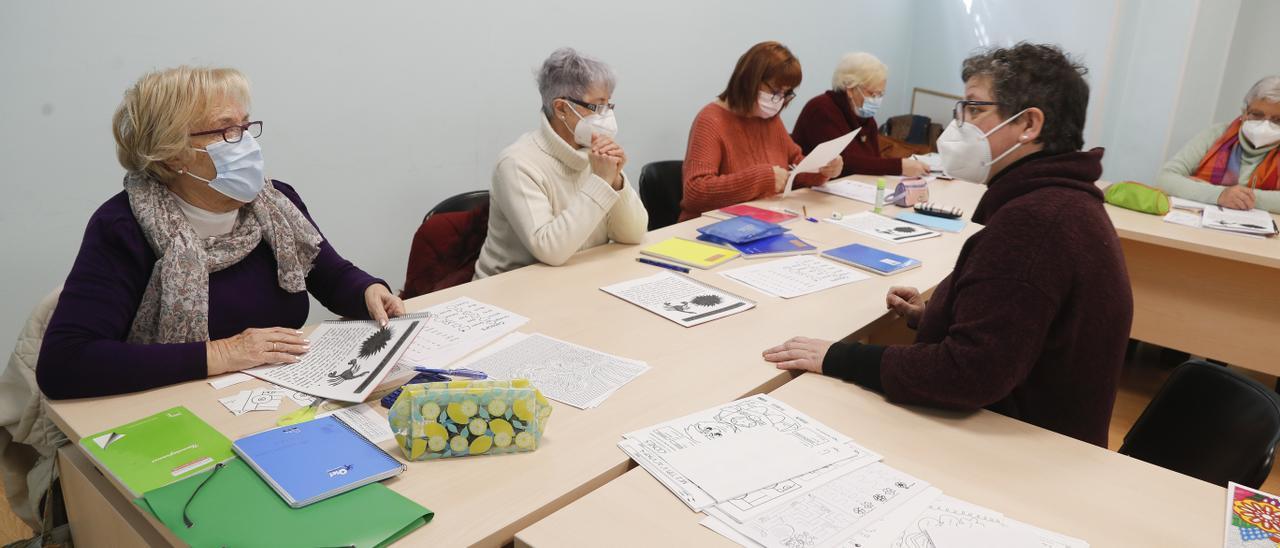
left=954, top=100, right=999, bottom=126
left=190, top=121, right=263, bottom=144
left=181, top=462, right=224, bottom=528
left=1244, top=110, right=1280, bottom=126
left=561, top=97, right=615, bottom=115
left=764, top=85, right=796, bottom=103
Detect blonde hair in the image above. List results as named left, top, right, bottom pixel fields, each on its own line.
left=112, top=66, right=251, bottom=181
left=831, top=52, right=887, bottom=92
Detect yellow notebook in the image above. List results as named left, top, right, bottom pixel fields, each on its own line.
left=640, top=237, right=741, bottom=269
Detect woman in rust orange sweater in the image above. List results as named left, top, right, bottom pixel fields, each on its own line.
left=679, top=41, right=841, bottom=221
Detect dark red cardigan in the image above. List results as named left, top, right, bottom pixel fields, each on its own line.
left=823, top=149, right=1133, bottom=447
left=791, top=90, right=902, bottom=177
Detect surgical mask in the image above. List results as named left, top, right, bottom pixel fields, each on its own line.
left=562, top=100, right=618, bottom=148
left=756, top=91, right=785, bottom=118
left=937, top=109, right=1030, bottom=183
left=180, top=133, right=267, bottom=202
left=1242, top=119, right=1280, bottom=148
left=855, top=91, right=882, bottom=119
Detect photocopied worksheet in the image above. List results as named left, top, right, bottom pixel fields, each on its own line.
left=244, top=313, right=427, bottom=403
left=785, top=128, right=860, bottom=195
left=713, top=441, right=883, bottom=524
left=601, top=270, right=756, bottom=327
left=452, top=332, right=649, bottom=409
left=720, top=255, right=870, bottom=299
left=383, top=297, right=529, bottom=382
left=622, top=394, right=862, bottom=509
left=827, top=212, right=941, bottom=244
left=812, top=179, right=880, bottom=205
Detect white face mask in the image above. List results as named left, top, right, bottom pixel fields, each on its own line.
left=561, top=99, right=618, bottom=148
left=180, top=133, right=267, bottom=202
left=937, top=109, right=1030, bottom=183
left=1242, top=119, right=1280, bottom=148
left=755, top=90, right=785, bottom=118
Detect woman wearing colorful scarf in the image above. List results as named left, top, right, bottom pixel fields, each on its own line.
left=37, top=66, right=403, bottom=399
left=1155, top=75, right=1280, bottom=213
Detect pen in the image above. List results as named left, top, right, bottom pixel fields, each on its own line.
left=636, top=257, right=691, bottom=273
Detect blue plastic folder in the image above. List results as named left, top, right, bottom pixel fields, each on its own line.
left=822, top=243, right=921, bottom=275
left=696, top=233, right=817, bottom=258
left=697, top=216, right=787, bottom=244
left=895, top=211, right=967, bottom=233
left=233, top=415, right=406, bottom=508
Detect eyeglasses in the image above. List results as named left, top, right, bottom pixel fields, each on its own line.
left=561, top=97, right=615, bottom=116
left=1244, top=111, right=1280, bottom=126
left=181, top=462, right=224, bottom=528
left=189, top=121, right=263, bottom=144
left=954, top=100, right=999, bottom=126
left=764, top=86, right=796, bottom=103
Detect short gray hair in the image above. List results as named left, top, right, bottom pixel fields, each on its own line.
left=537, top=48, right=616, bottom=117
left=831, top=52, right=887, bottom=92
left=1244, top=75, right=1280, bottom=106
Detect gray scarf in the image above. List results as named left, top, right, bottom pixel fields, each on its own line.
left=123, top=172, right=322, bottom=344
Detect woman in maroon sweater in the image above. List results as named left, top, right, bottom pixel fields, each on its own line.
left=765, top=43, right=1133, bottom=448
left=791, top=52, right=929, bottom=178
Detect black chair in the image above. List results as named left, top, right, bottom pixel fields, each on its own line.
left=638, top=160, right=684, bottom=231
left=424, top=190, right=490, bottom=222
left=1119, top=360, right=1280, bottom=488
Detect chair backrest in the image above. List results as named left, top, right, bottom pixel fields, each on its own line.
left=424, top=190, right=491, bottom=223
left=403, top=191, right=491, bottom=300
left=1120, top=360, right=1280, bottom=488
left=638, top=160, right=684, bottom=231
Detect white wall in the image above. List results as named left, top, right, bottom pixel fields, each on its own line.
left=1214, top=0, right=1280, bottom=124
left=1167, top=0, right=1240, bottom=162
left=0, top=0, right=915, bottom=351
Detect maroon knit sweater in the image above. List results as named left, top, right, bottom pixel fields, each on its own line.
left=791, top=90, right=902, bottom=177
left=822, top=149, right=1133, bottom=447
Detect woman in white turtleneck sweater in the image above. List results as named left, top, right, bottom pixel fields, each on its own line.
left=474, top=48, right=647, bottom=279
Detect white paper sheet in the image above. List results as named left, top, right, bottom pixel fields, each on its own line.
left=453, top=332, right=649, bottom=409
left=998, top=517, right=1089, bottom=548
left=244, top=313, right=427, bottom=403
left=785, top=129, right=860, bottom=195
left=813, top=179, right=880, bottom=205
left=384, top=297, right=529, bottom=382
left=1162, top=210, right=1202, bottom=228
left=623, top=394, right=859, bottom=509
left=601, top=270, right=755, bottom=327
left=218, top=387, right=284, bottom=416
left=702, top=514, right=765, bottom=547
left=849, top=492, right=1004, bottom=548
left=1169, top=196, right=1212, bottom=211
left=319, top=403, right=394, bottom=444
left=713, top=441, right=883, bottom=524
left=208, top=372, right=253, bottom=390
left=826, top=212, right=941, bottom=244
left=1201, top=206, right=1278, bottom=235
left=925, top=526, right=1040, bottom=548
left=718, top=462, right=930, bottom=548
left=721, top=255, right=869, bottom=299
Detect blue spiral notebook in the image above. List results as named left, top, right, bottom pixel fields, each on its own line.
left=233, top=415, right=406, bottom=508
left=822, top=243, right=921, bottom=275
left=696, top=216, right=787, bottom=244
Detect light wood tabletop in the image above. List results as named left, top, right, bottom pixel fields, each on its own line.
left=515, top=372, right=1225, bottom=548
left=45, top=178, right=987, bottom=547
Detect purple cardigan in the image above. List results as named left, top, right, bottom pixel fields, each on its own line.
left=37, top=181, right=384, bottom=399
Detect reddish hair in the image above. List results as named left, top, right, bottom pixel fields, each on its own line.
left=719, top=41, right=803, bottom=116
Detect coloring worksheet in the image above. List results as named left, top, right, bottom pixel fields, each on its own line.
left=721, top=255, right=870, bottom=299
left=601, top=271, right=755, bottom=327
left=719, top=463, right=930, bottom=548
left=827, top=212, right=940, bottom=244
left=245, top=313, right=427, bottom=403
left=454, top=332, right=649, bottom=409
left=384, top=297, right=529, bottom=381
left=844, top=491, right=1004, bottom=548
left=623, top=394, right=861, bottom=508
left=714, top=441, right=883, bottom=524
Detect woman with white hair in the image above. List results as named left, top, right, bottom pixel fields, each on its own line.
left=475, top=47, right=647, bottom=278
left=1155, top=75, right=1280, bottom=212
left=37, top=66, right=403, bottom=399
left=792, top=52, right=929, bottom=177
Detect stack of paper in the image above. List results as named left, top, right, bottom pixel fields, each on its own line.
left=720, top=255, right=869, bottom=299
left=1201, top=206, right=1278, bottom=236
left=452, top=332, right=649, bottom=409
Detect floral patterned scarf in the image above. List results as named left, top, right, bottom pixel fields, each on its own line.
left=123, top=172, right=322, bottom=344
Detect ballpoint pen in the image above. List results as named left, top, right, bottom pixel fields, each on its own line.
left=636, top=257, right=691, bottom=273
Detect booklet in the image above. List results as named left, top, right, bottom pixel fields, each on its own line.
left=79, top=406, right=232, bottom=498
left=601, top=270, right=755, bottom=327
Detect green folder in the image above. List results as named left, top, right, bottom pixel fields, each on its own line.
left=136, top=457, right=432, bottom=547
left=79, top=406, right=233, bottom=497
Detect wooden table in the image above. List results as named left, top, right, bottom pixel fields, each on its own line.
left=515, top=372, right=1225, bottom=548
left=1102, top=202, right=1280, bottom=375
left=46, top=179, right=985, bottom=547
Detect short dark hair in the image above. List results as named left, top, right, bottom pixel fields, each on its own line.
left=719, top=41, right=803, bottom=116
left=961, top=42, right=1089, bottom=154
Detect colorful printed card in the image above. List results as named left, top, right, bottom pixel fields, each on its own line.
left=1226, top=482, right=1280, bottom=547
